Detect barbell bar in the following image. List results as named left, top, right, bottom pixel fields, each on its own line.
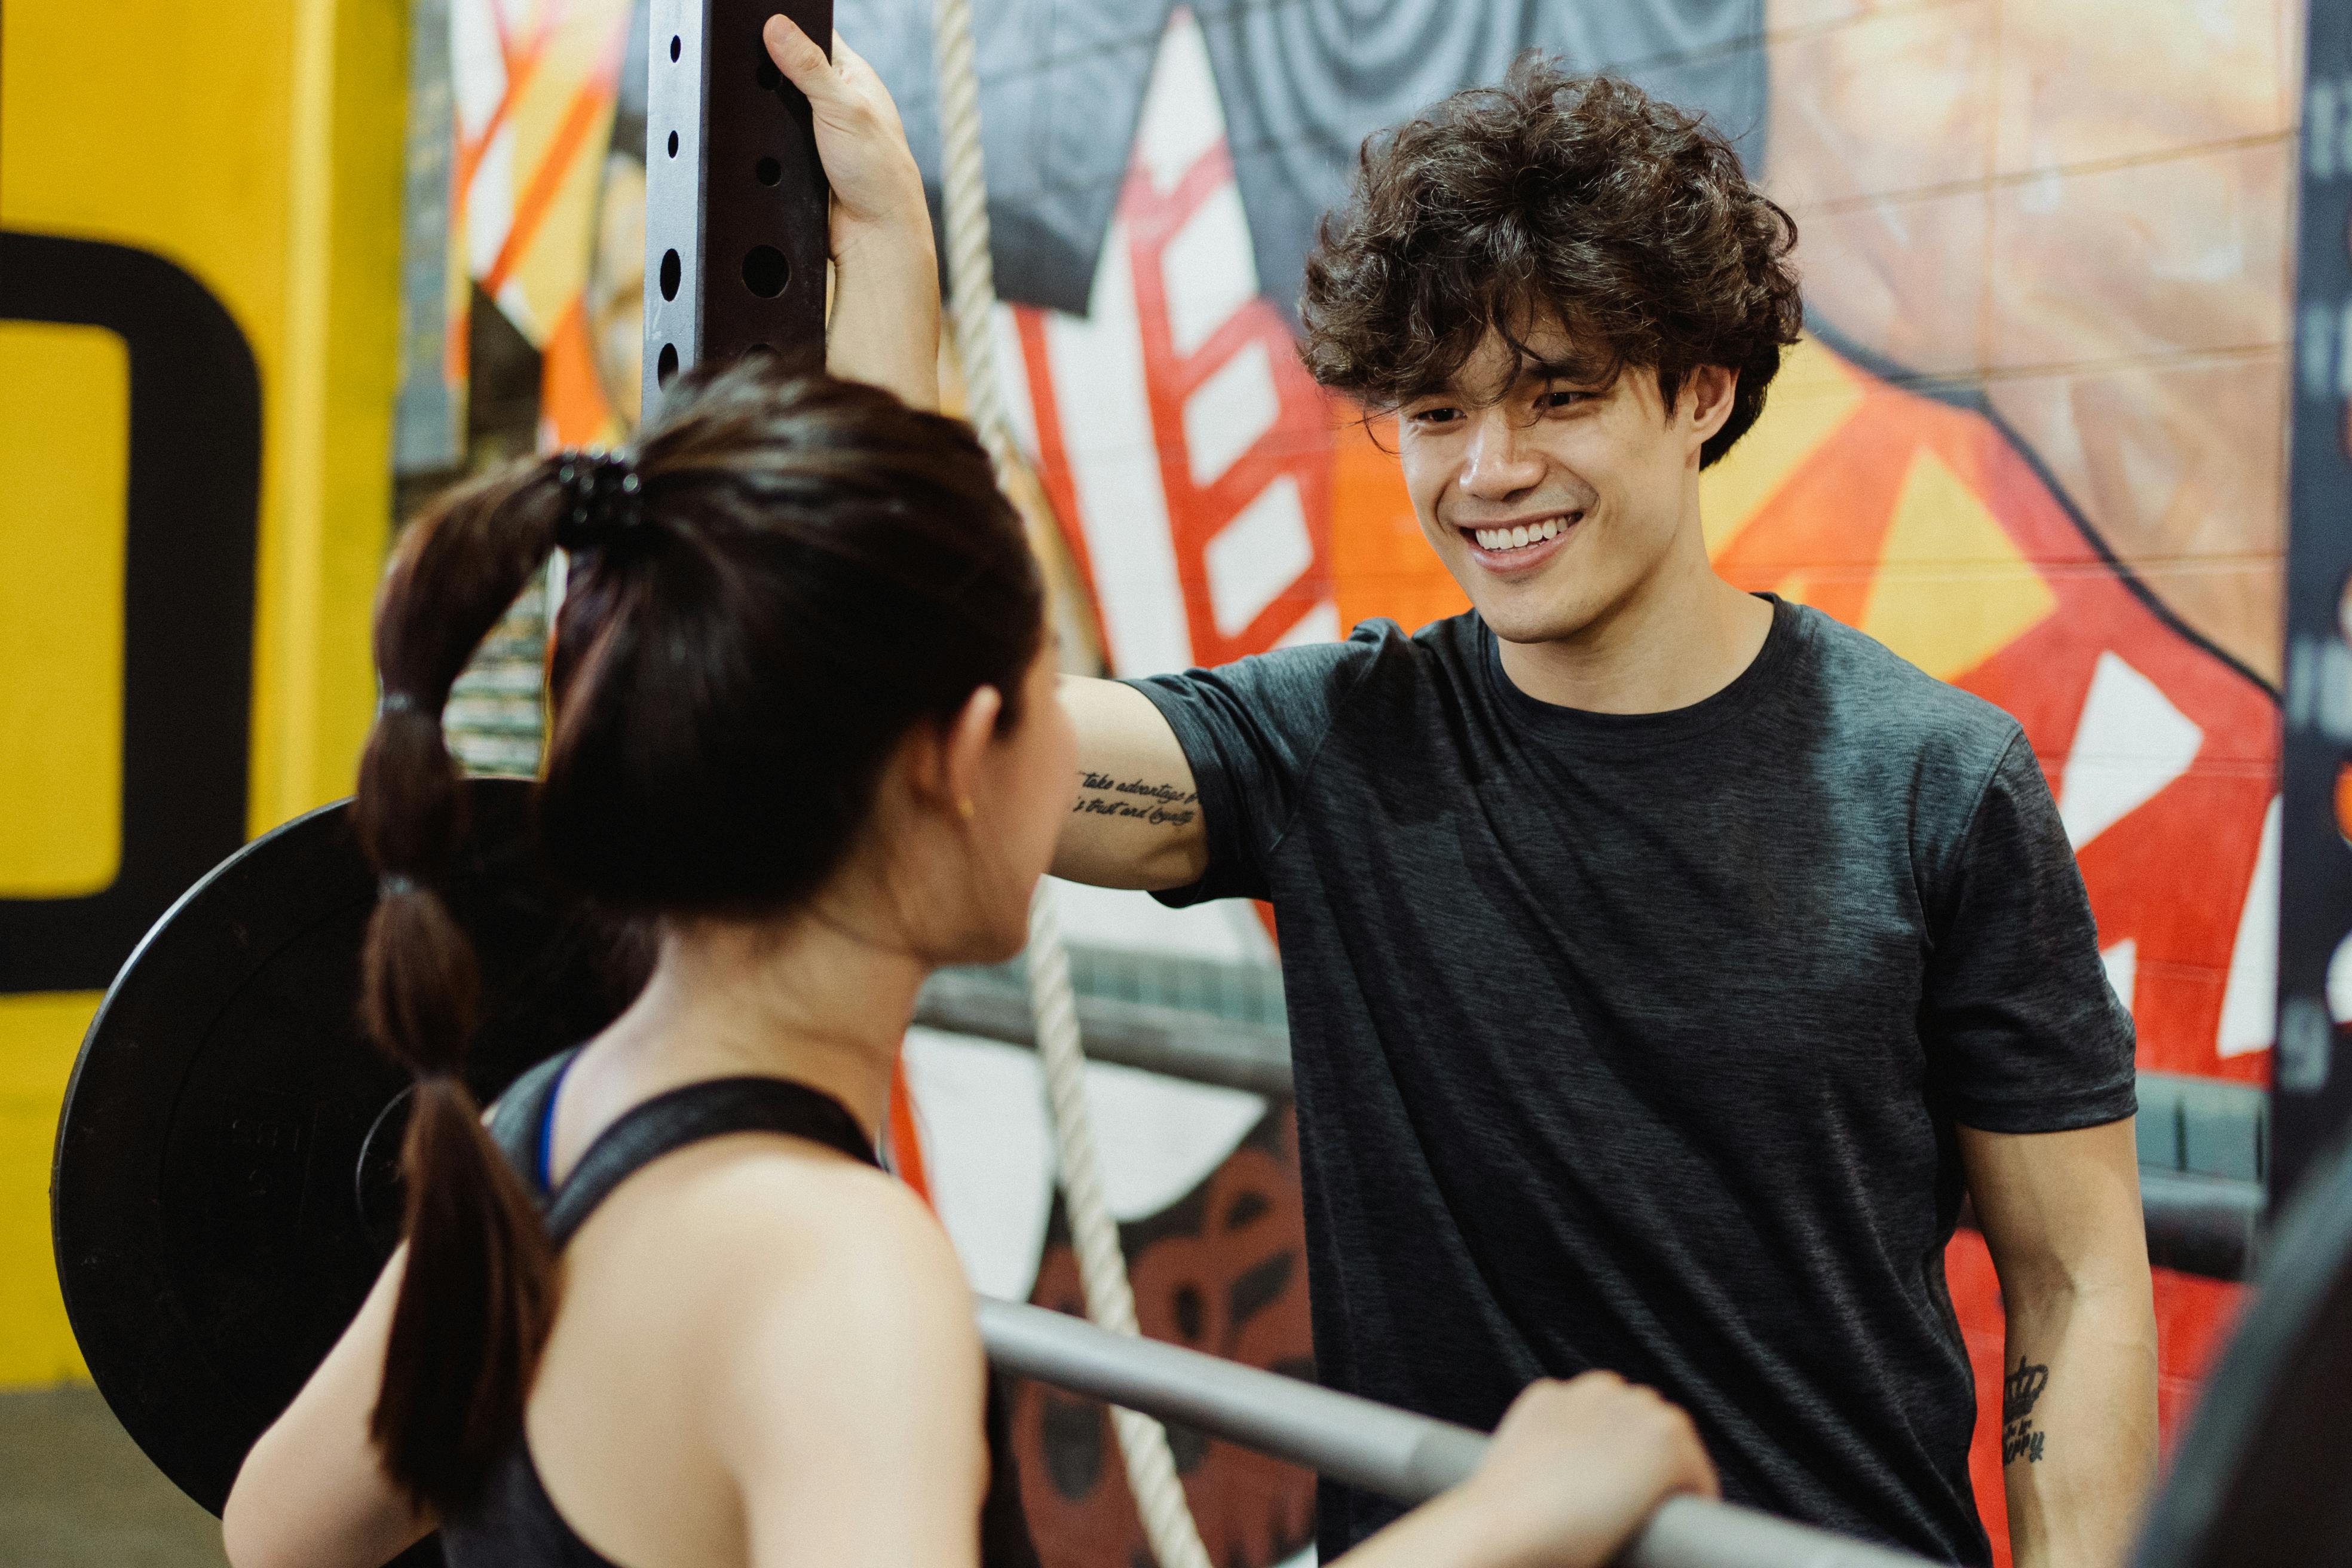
left=976, top=1296, right=1936, bottom=1568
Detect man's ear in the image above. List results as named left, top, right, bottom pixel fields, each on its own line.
left=1684, top=364, right=1740, bottom=453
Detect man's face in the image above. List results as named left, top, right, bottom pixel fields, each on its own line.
left=1396, top=321, right=1728, bottom=646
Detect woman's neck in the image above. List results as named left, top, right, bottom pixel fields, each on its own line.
left=577, top=900, right=930, bottom=1149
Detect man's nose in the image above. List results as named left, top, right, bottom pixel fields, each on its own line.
left=1459, top=408, right=1545, bottom=501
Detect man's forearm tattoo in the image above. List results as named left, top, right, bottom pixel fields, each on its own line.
left=2002, top=1360, right=2050, bottom=1465
left=1073, top=769, right=1197, bottom=828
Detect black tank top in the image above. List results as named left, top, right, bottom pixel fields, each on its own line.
left=442, top=1050, right=1040, bottom=1568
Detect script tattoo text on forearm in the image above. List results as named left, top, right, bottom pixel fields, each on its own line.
left=1074, top=770, right=1197, bottom=828
left=2002, top=1359, right=2050, bottom=1465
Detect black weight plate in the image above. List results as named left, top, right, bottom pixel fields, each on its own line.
left=51, top=777, right=643, bottom=1520
left=2134, top=1132, right=2352, bottom=1567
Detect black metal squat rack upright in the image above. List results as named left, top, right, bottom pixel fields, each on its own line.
left=641, top=0, right=834, bottom=411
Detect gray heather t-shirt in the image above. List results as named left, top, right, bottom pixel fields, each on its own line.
left=1128, top=597, right=2134, bottom=1566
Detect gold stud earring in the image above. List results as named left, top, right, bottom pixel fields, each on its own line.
left=957, top=798, right=976, bottom=820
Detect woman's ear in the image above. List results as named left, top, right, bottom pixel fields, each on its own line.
left=924, top=684, right=1004, bottom=821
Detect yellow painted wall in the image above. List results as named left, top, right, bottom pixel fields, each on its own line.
left=0, top=324, right=129, bottom=902
left=0, top=0, right=408, bottom=1386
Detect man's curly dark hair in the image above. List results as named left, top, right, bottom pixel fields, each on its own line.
left=1299, top=57, right=1802, bottom=468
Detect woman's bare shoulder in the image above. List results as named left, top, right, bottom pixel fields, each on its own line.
left=671, top=1137, right=963, bottom=1282
left=636, top=1143, right=987, bottom=1504
left=637, top=1137, right=980, bottom=1367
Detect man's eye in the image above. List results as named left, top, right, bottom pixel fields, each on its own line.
left=1542, top=388, right=1588, bottom=410
left=1411, top=406, right=1463, bottom=426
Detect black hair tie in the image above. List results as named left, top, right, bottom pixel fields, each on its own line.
left=554, top=448, right=646, bottom=553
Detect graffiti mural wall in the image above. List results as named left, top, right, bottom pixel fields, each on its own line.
left=414, top=2, right=2299, bottom=1564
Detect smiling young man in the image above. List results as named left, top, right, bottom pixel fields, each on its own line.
left=1048, top=62, right=2158, bottom=1568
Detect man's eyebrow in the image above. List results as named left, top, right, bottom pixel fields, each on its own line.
left=1391, top=353, right=1611, bottom=407
left=1520, top=355, right=1610, bottom=385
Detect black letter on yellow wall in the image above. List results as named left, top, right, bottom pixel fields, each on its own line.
left=0, top=232, right=261, bottom=993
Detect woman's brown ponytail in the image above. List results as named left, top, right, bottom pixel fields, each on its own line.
left=354, top=457, right=568, bottom=1515
left=349, top=361, right=1045, bottom=1515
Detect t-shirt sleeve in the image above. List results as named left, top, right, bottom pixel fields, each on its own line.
left=1922, top=730, right=2137, bottom=1134
left=1122, top=624, right=1386, bottom=906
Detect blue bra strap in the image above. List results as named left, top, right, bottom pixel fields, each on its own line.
left=536, top=1051, right=583, bottom=1192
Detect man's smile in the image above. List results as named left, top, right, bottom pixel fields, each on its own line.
left=1454, top=510, right=1583, bottom=572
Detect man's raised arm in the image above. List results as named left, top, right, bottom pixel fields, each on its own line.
left=761, top=17, right=939, bottom=409
left=1052, top=677, right=1209, bottom=892
left=756, top=21, right=1226, bottom=903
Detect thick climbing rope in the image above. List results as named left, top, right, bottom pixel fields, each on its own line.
left=926, top=5, right=1217, bottom=1567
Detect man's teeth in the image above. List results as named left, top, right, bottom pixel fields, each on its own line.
left=1473, top=516, right=1568, bottom=553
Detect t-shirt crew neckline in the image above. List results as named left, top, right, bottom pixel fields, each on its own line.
left=1480, top=592, right=1803, bottom=751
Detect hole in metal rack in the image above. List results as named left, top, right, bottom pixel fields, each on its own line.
left=756, top=59, right=781, bottom=91
left=667, top=130, right=679, bottom=158
left=742, top=245, right=789, bottom=299
left=669, top=33, right=681, bottom=62
left=2338, top=571, right=2352, bottom=849
left=755, top=156, right=781, bottom=186
left=660, top=249, right=681, bottom=301
left=2330, top=930, right=2352, bottom=1025
left=656, top=342, right=679, bottom=387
